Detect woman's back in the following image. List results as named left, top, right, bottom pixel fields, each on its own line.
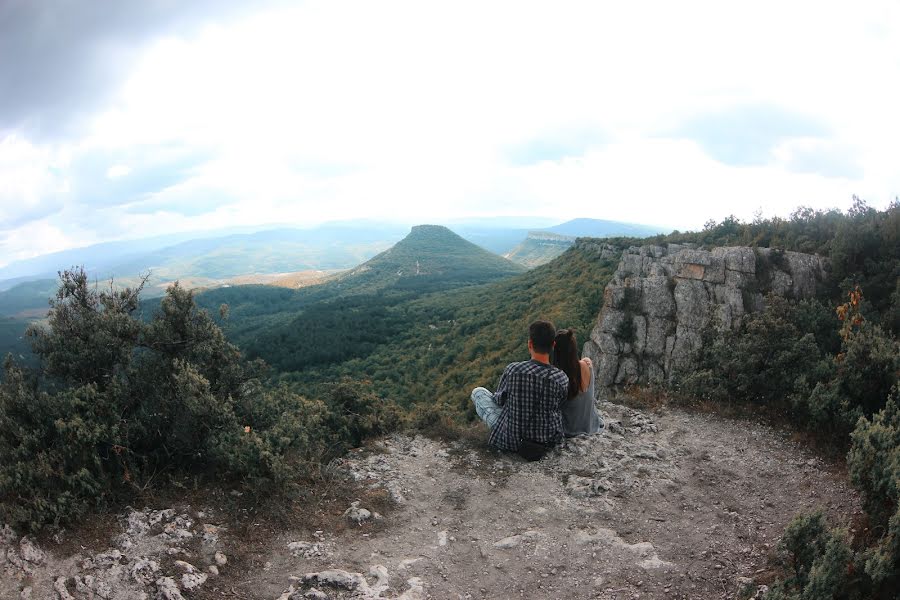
left=561, top=358, right=603, bottom=436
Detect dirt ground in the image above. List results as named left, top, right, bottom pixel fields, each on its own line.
left=1, top=401, right=862, bottom=600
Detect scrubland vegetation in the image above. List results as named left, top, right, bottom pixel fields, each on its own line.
left=0, top=201, right=897, bottom=597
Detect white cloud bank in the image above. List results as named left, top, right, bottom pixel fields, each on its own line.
left=1, top=0, right=898, bottom=265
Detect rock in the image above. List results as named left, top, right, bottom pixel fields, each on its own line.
left=287, top=541, right=327, bottom=558
left=437, top=530, right=449, bottom=546
left=155, top=577, right=185, bottom=600
left=214, top=551, right=228, bottom=566
left=592, top=243, right=826, bottom=387
left=305, top=589, right=328, bottom=599
left=493, top=531, right=540, bottom=549
left=131, top=557, right=161, bottom=585
left=208, top=565, right=219, bottom=576
left=566, top=476, right=611, bottom=498
left=19, top=537, right=45, bottom=565
left=397, top=577, right=426, bottom=600
left=181, top=572, right=208, bottom=590
left=344, top=501, right=373, bottom=525
left=173, top=559, right=196, bottom=572
left=19, top=586, right=32, bottom=600
left=303, top=568, right=368, bottom=590
left=53, top=577, right=76, bottom=600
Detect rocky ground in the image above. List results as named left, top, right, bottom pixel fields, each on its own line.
left=1, top=401, right=861, bottom=600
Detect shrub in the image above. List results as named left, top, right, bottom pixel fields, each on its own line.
left=676, top=296, right=831, bottom=410
left=0, top=269, right=402, bottom=531
left=848, top=390, right=900, bottom=592
left=766, top=511, right=866, bottom=600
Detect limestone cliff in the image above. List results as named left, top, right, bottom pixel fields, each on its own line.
left=583, top=243, right=828, bottom=387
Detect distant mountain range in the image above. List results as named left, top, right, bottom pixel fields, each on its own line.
left=503, top=218, right=667, bottom=267
left=0, top=217, right=665, bottom=319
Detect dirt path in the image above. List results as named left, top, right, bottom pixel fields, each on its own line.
left=1, top=402, right=862, bottom=600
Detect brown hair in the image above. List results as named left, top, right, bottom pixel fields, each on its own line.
left=551, top=328, right=581, bottom=400
left=529, top=320, right=556, bottom=354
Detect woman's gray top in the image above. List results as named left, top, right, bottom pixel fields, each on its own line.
left=561, top=366, right=603, bottom=436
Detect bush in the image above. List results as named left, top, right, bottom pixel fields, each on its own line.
left=676, top=296, right=832, bottom=411
left=0, top=269, right=401, bottom=531
left=848, top=390, right=900, bottom=592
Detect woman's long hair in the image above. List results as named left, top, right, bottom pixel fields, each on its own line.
left=552, top=328, right=581, bottom=400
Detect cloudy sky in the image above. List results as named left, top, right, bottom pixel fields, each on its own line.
left=1, top=0, right=898, bottom=266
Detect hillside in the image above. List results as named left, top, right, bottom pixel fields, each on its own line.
left=194, top=225, right=528, bottom=372
left=259, top=240, right=621, bottom=405
left=335, top=225, right=524, bottom=293
left=504, top=231, right=575, bottom=267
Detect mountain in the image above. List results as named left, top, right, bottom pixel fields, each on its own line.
left=0, top=221, right=410, bottom=289
left=191, top=225, right=526, bottom=370
left=544, top=218, right=665, bottom=238
left=504, top=231, right=576, bottom=268
left=500, top=219, right=669, bottom=267
left=335, top=224, right=525, bottom=293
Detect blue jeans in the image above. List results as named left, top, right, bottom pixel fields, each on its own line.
left=471, top=387, right=502, bottom=429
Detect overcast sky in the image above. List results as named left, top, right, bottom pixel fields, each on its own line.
left=1, top=0, right=898, bottom=266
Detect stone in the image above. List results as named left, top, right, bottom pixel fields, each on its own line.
left=615, top=356, right=639, bottom=385
left=674, top=279, right=710, bottom=330
left=305, top=589, right=328, bottom=599
left=591, top=243, right=826, bottom=387
left=53, top=577, right=75, bottom=600
left=597, top=308, right=627, bottom=334
left=493, top=531, right=540, bottom=549
left=566, top=476, right=612, bottom=498
left=214, top=551, right=228, bottom=566
left=644, top=317, right=669, bottom=357
left=344, top=501, right=373, bottom=525
left=130, top=557, right=160, bottom=585
left=632, top=316, right=647, bottom=354
left=208, top=565, right=219, bottom=576
left=304, top=569, right=368, bottom=590
left=18, top=537, right=44, bottom=565
left=712, top=247, right=756, bottom=273
left=287, top=541, right=326, bottom=558
left=181, top=572, right=208, bottom=590
left=155, top=577, right=185, bottom=600
left=641, top=276, right=675, bottom=318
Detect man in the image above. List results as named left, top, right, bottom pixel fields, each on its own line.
left=470, top=320, right=569, bottom=455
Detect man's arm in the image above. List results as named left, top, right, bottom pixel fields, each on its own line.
left=493, top=364, right=513, bottom=407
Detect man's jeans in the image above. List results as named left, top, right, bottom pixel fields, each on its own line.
left=471, top=387, right=502, bottom=429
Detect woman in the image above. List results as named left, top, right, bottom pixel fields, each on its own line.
left=552, top=328, right=603, bottom=436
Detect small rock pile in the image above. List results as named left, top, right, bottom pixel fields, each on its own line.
left=1, top=507, right=230, bottom=600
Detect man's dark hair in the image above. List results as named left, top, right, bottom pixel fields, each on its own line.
left=529, top=320, right=556, bottom=354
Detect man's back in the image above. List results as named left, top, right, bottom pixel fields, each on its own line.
left=488, top=359, right=569, bottom=452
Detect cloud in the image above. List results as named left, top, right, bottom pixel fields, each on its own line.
left=1, top=0, right=899, bottom=266
left=506, top=128, right=607, bottom=166
left=0, top=0, right=270, bottom=140
left=671, top=105, right=830, bottom=167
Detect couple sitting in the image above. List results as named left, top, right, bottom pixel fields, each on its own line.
left=470, top=320, right=603, bottom=459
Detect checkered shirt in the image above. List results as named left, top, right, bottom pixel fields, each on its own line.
left=488, top=359, right=569, bottom=452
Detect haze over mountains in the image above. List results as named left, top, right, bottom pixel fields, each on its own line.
left=0, top=217, right=664, bottom=319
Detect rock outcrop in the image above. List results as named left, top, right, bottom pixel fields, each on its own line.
left=584, top=243, right=828, bottom=387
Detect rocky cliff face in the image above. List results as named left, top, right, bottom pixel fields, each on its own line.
left=583, top=243, right=828, bottom=388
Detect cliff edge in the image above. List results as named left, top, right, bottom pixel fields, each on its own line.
left=582, top=244, right=828, bottom=387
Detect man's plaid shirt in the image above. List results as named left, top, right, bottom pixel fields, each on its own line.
left=488, top=359, right=569, bottom=452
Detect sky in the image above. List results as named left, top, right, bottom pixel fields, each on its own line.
left=1, top=0, right=898, bottom=267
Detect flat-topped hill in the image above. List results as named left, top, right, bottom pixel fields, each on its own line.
left=338, top=225, right=525, bottom=293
